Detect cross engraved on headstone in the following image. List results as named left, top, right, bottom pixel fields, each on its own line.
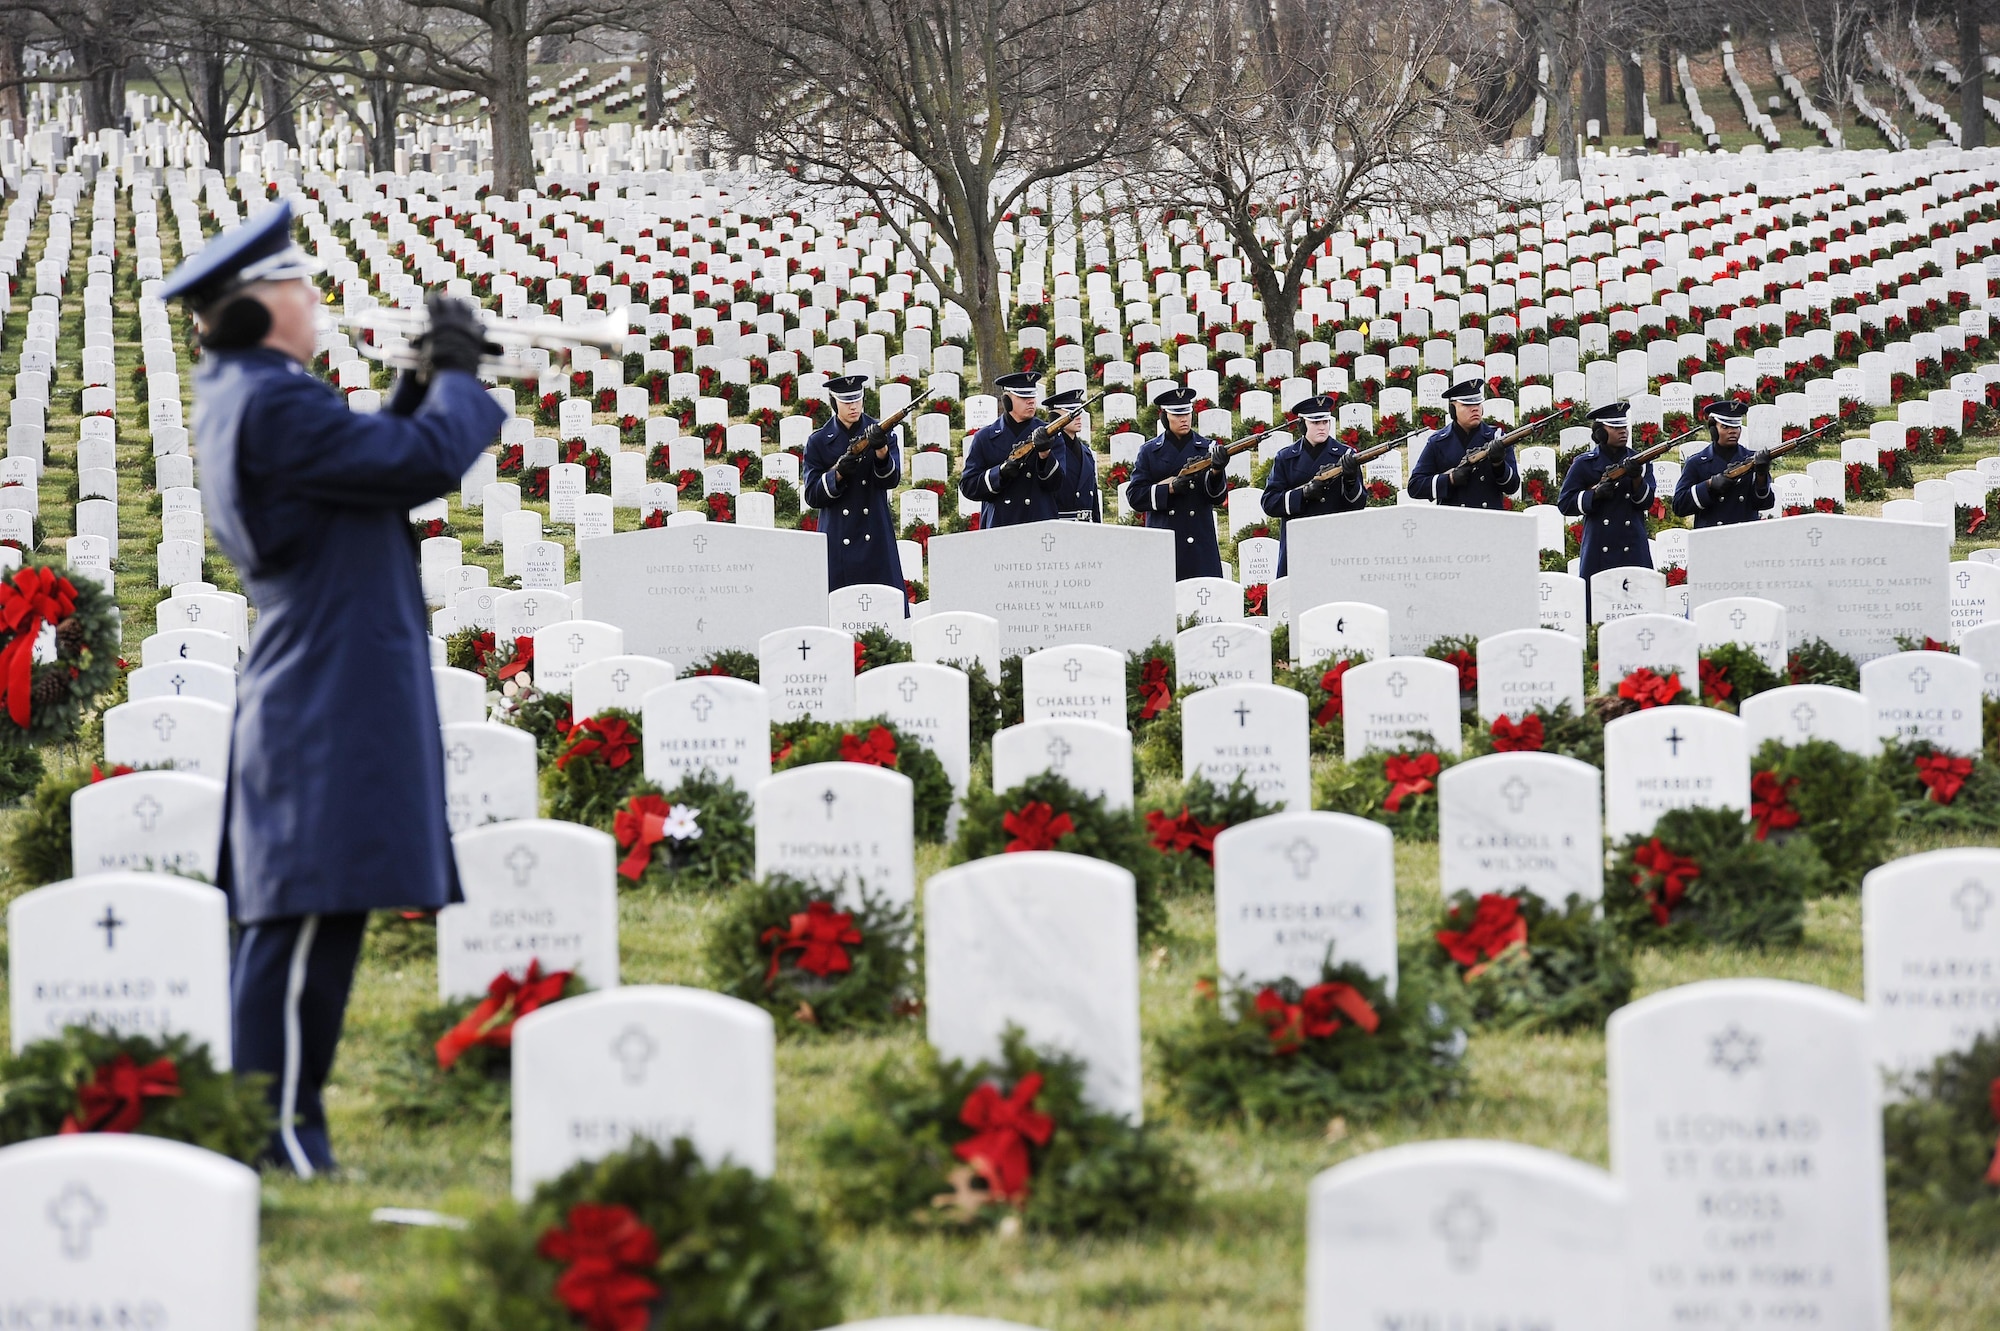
left=1955, top=879, right=1994, bottom=930
left=1500, top=776, right=1533, bottom=813
left=1959, top=570, right=1974, bottom=590
left=1635, top=627, right=1656, bottom=653
left=1234, top=701, right=1251, bottom=727
left=1041, top=532, right=1057, bottom=553
left=610, top=668, right=631, bottom=693
left=897, top=676, right=919, bottom=702
left=447, top=741, right=476, bottom=774
left=47, top=1182, right=106, bottom=1260
left=1195, top=586, right=1213, bottom=607
left=1516, top=643, right=1539, bottom=669
left=132, top=795, right=163, bottom=831
left=1729, top=608, right=1748, bottom=630
left=184, top=603, right=201, bottom=621
left=96, top=905, right=125, bottom=950
left=1385, top=671, right=1408, bottom=697
left=797, top=638, right=813, bottom=661
left=691, top=534, right=709, bottom=554
left=1665, top=727, right=1685, bottom=756
left=567, top=632, right=585, bottom=654
left=1538, top=581, right=1552, bottom=602
left=1709, top=1023, right=1762, bottom=1076
left=610, top=1024, right=658, bottom=1086
left=821, top=788, right=838, bottom=820
left=857, top=593, right=873, bottom=613
left=1402, top=518, right=1418, bottom=539
left=1211, top=633, right=1232, bottom=659
left=152, top=712, right=177, bottom=742
left=1284, top=837, right=1318, bottom=879
left=504, top=845, right=538, bottom=886
left=168, top=672, right=186, bottom=694
left=521, top=598, right=539, bottom=617
left=944, top=624, right=963, bottom=645
left=1790, top=701, right=1816, bottom=733
left=689, top=694, right=713, bottom=722
left=1804, top=525, right=1824, bottom=547
left=1063, top=657, right=1084, bottom=682
left=1910, top=665, right=1932, bottom=694
left=1432, top=1191, right=1494, bottom=1272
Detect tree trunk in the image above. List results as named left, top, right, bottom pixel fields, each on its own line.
left=1657, top=41, right=1672, bottom=107
left=1551, top=38, right=1579, bottom=181
left=1962, top=0, right=1985, bottom=148
left=488, top=7, right=537, bottom=196
left=198, top=51, right=228, bottom=166
left=78, top=42, right=125, bottom=135
left=1234, top=212, right=1301, bottom=356
left=364, top=76, right=401, bottom=172
left=645, top=46, right=664, bottom=125
left=260, top=61, right=298, bottom=149
left=1621, top=46, right=1644, bottom=134
left=1581, top=41, right=1606, bottom=138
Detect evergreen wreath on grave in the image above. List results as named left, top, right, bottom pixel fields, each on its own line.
left=1277, top=649, right=1367, bottom=756
left=4, top=760, right=152, bottom=888
left=772, top=717, right=953, bottom=842
left=1143, top=772, right=1286, bottom=892
left=0, top=1027, right=271, bottom=1164
left=950, top=772, right=1168, bottom=938
left=1879, top=740, right=2000, bottom=830
left=542, top=709, right=645, bottom=830
left=940, top=656, right=1003, bottom=753
left=1603, top=806, right=1820, bottom=948
left=1785, top=638, right=1861, bottom=689
left=1423, top=634, right=1480, bottom=705
left=997, top=653, right=1025, bottom=727
left=0, top=564, right=120, bottom=748
left=704, top=875, right=916, bottom=1034
left=1696, top=644, right=1783, bottom=711
left=380, top=962, right=588, bottom=1127
left=1154, top=955, right=1466, bottom=1126
left=609, top=769, right=756, bottom=891
left=1883, top=1031, right=2000, bottom=1243
left=681, top=648, right=760, bottom=681
left=1125, top=638, right=1181, bottom=775
left=502, top=690, right=577, bottom=762
left=411, top=515, right=458, bottom=542
left=813, top=1026, right=1194, bottom=1237
left=407, top=1137, right=843, bottom=1331
left=854, top=626, right=913, bottom=672
left=1751, top=738, right=1896, bottom=893
left=1596, top=666, right=1694, bottom=717
left=1462, top=701, right=1605, bottom=766
left=1422, top=890, right=1633, bottom=1033
left=1312, top=748, right=1461, bottom=841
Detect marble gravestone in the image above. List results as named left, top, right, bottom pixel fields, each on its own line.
left=1948, top=560, right=2000, bottom=643
left=990, top=719, right=1134, bottom=810
left=642, top=676, right=772, bottom=795
left=127, top=660, right=237, bottom=713
left=0, top=1137, right=260, bottom=1331
left=68, top=771, right=223, bottom=881
left=100, top=698, right=231, bottom=778
left=855, top=663, right=971, bottom=800
left=1609, top=980, right=1889, bottom=1331
left=1438, top=753, right=1604, bottom=907
left=571, top=653, right=677, bottom=721
left=1859, top=650, right=1983, bottom=755
left=1213, top=811, right=1397, bottom=992
left=1286, top=507, right=1539, bottom=654
left=1174, top=621, right=1273, bottom=691
left=754, top=764, right=917, bottom=909
left=926, top=853, right=1144, bottom=1121
left=1959, top=620, right=2000, bottom=698
left=1022, top=643, right=1126, bottom=726
left=1739, top=683, right=1877, bottom=756
left=1341, top=657, right=1463, bottom=762
left=1602, top=706, right=1750, bottom=838
left=8, top=873, right=232, bottom=1061
left=437, top=821, right=621, bottom=999
left=583, top=525, right=829, bottom=671
left=1537, top=572, right=1587, bottom=642
left=1595, top=613, right=1700, bottom=696
left=511, top=986, right=774, bottom=1199
left=1688, top=513, right=1950, bottom=663
left=1692, top=595, right=1789, bottom=672
left=1474, top=628, right=1585, bottom=722
left=1182, top=683, right=1311, bottom=811
left=529, top=618, right=624, bottom=694
left=910, top=609, right=1002, bottom=678
left=1590, top=565, right=1666, bottom=622
left=1863, top=848, right=2000, bottom=1078
left=829, top=583, right=909, bottom=639
left=433, top=666, right=486, bottom=726
left=1294, top=601, right=1390, bottom=667
left=927, top=522, right=1176, bottom=656
left=757, top=625, right=856, bottom=724
left=1307, top=1140, right=1627, bottom=1331
left=440, top=722, right=540, bottom=832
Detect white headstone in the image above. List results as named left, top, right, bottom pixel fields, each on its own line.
left=1739, top=683, right=1877, bottom=756
left=1596, top=613, right=1699, bottom=695
left=1174, top=621, right=1273, bottom=691
left=1021, top=643, right=1125, bottom=727
left=1295, top=601, right=1390, bottom=667
left=754, top=763, right=917, bottom=909
left=757, top=625, right=856, bottom=723
left=1602, top=705, right=1750, bottom=838
left=990, top=719, right=1133, bottom=811
left=641, top=675, right=772, bottom=796
left=1183, top=683, right=1311, bottom=809
left=1438, top=752, right=1603, bottom=906
left=584, top=526, right=830, bottom=670
left=1693, top=596, right=1789, bottom=672
left=928, top=523, right=1176, bottom=656
left=1341, top=657, right=1463, bottom=761
left=910, top=609, right=1001, bottom=678
left=1474, top=628, right=1585, bottom=722
left=855, top=663, right=970, bottom=801
left=1214, top=811, right=1397, bottom=990
left=529, top=618, right=624, bottom=695
left=1860, top=650, right=1982, bottom=755
left=438, top=820, right=620, bottom=998
left=69, top=772, right=223, bottom=882
left=440, top=721, right=539, bottom=832
left=101, top=698, right=230, bottom=778
left=1289, top=508, right=1539, bottom=653
left=1864, top=848, right=2000, bottom=1079
left=572, top=654, right=676, bottom=722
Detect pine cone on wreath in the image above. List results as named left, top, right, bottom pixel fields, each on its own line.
left=31, top=670, right=66, bottom=709
left=55, top=616, right=84, bottom=657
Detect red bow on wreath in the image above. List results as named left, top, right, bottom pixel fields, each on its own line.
left=59, top=1053, right=181, bottom=1135
left=1383, top=753, right=1440, bottom=813
left=762, top=900, right=863, bottom=985
left=1435, top=894, right=1529, bottom=970
left=1915, top=752, right=1975, bottom=805
left=1138, top=656, right=1173, bottom=721
left=1243, top=584, right=1268, bottom=617
left=851, top=641, right=868, bottom=675
left=536, top=1203, right=662, bottom=1331
left=1633, top=838, right=1703, bottom=925
left=1699, top=657, right=1733, bottom=700
left=1749, top=770, right=1802, bottom=840
left=1314, top=660, right=1354, bottom=727
left=1489, top=713, right=1544, bottom=753
left=556, top=716, right=636, bottom=770
left=498, top=635, right=535, bottom=680
left=953, top=1073, right=1054, bottom=1203
left=1618, top=668, right=1681, bottom=709
left=840, top=725, right=899, bottom=768
left=435, top=960, right=575, bottom=1070
left=1146, top=806, right=1225, bottom=861
left=1442, top=649, right=1477, bottom=692
left=613, top=794, right=672, bottom=881
left=0, top=566, right=76, bottom=727
left=89, top=763, right=135, bottom=783
left=1003, top=801, right=1074, bottom=852
left=1255, top=982, right=1381, bottom=1054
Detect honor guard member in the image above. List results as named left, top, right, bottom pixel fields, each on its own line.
left=802, top=373, right=906, bottom=605
left=1126, top=385, right=1229, bottom=580
left=1557, top=400, right=1656, bottom=618
left=166, top=202, right=507, bottom=1175
left=960, top=370, right=1063, bottom=526
left=1672, top=399, right=1773, bottom=528
left=1260, top=395, right=1366, bottom=577
left=1045, top=387, right=1102, bottom=521
left=1408, top=378, right=1518, bottom=509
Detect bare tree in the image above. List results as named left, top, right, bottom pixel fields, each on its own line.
left=680, top=0, right=1181, bottom=384
left=2, top=0, right=153, bottom=132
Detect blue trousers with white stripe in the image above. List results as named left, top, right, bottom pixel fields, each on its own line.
left=231, top=912, right=369, bottom=1177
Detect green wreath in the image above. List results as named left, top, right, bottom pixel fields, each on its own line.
left=1143, top=771, right=1287, bottom=892
left=541, top=708, right=645, bottom=829
left=0, top=1027, right=271, bottom=1164
left=1784, top=638, right=1860, bottom=689
left=813, top=1027, right=1194, bottom=1236
left=6, top=761, right=98, bottom=886
left=406, top=1138, right=842, bottom=1331
left=1604, top=806, right=1822, bottom=948
left=378, top=966, right=589, bottom=1127
left=703, top=875, right=916, bottom=1035
left=681, top=648, right=760, bottom=681
left=608, top=768, right=757, bottom=891
left=773, top=716, right=953, bottom=841
left=855, top=625, right=912, bottom=672
left=1879, top=740, right=2000, bottom=830
left=1312, top=748, right=1461, bottom=841
left=1884, top=1031, right=2000, bottom=1243
left=1422, top=890, right=1633, bottom=1032
left=1462, top=700, right=1605, bottom=766
left=939, top=656, right=1004, bottom=753
left=1752, top=739, right=1895, bottom=892
left=951, top=771, right=1168, bottom=938
left=1697, top=643, right=1783, bottom=711
left=1125, top=639, right=1182, bottom=779
left=1277, top=649, right=1368, bottom=757
left=1155, top=957, right=1466, bottom=1126
left=0, top=564, right=122, bottom=747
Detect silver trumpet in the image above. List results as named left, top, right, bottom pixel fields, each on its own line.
left=333, top=307, right=629, bottom=379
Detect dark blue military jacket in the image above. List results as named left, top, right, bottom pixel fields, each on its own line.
left=1671, top=442, right=1775, bottom=527
left=960, top=412, right=1062, bottom=526
left=802, top=413, right=905, bottom=597
left=1260, top=436, right=1366, bottom=577
left=1054, top=433, right=1101, bottom=521
left=198, top=348, right=504, bottom=923
left=1408, top=419, right=1518, bottom=510
left=1126, top=426, right=1227, bottom=580
left=1556, top=445, right=1656, bottom=590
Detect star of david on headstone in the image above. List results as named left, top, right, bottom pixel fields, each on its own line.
left=132, top=795, right=163, bottom=832
left=1385, top=671, right=1408, bottom=697
left=1284, top=837, right=1317, bottom=879
left=1791, top=702, right=1816, bottom=732
left=1709, top=1023, right=1761, bottom=1076
left=610, top=1025, right=658, bottom=1086
left=1960, top=570, right=1974, bottom=590
left=897, top=676, right=919, bottom=702
left=1729, top=608, right=1748, bottom=630
left=1635, top=627, right=1656, bottom=653
left=1955, top=879, right=1994, bottom=930
left=691, top=534, right=709, bottom=554
left=504, top=845, right=537, bottom=886
left=944, top=624, right=963, bottom=645
left=168, top=672, right=186, bottom=694
left=1500, top=776, right=1532, bottom=813
left=689, top=694, right=714, bottom=722
left=47, top=1182, right=106, bottom=1260
left=1433, top=1190, right=1494, bottom=1272
left=1041, top=532, right=1057, bottom=552
left=611, top=668, right=631, bottom=692
left=1063, top=657, right=1084, bottom=682
left=1804, top=526, right=1824, bottom=547
left=447, top=743, right=474, bottom=775
left=1910, top=665, right=1932, bottom=694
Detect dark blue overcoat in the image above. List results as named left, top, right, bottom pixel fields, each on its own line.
left=1260, top=436, right=1366, bottom=577
left=801, top=413, right=905, bottom=598
left=1671, top=442, right=1775, bottom=527
left=1408, top=419, right=1518, bottom=509
left=1054, top=433, right=1101, bottom=521
left=197, top=348, right=504, bottom=924
left=1557, top=445, right=1656, bottom=590
left=959, top=412, right=1063, bottom=526
left=1125, top=427, right=1227, bottom=580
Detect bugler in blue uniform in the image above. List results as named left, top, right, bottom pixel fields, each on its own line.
left=168, top=202, right=506, bottom=1177
left=958, top=371, right=1062, bottom=526
left=801, top=374, right=906, bottom=604
left=1557, top=401, right=1656, bottom=618
left=1125, top=385, right=1228, bottom=580
left=1044, top=387, right=1101, bottom=521
left=1259, top=394, right=1364, bottom=578
left=1672, top=400, right=1773, bottom=528
left=1408, top=378, right=1519, bottom=510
